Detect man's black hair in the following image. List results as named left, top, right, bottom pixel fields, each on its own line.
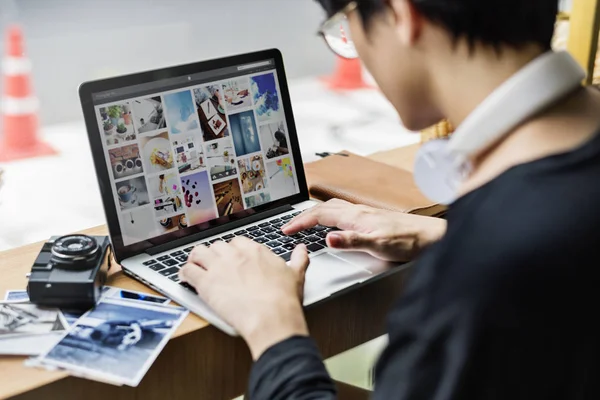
left=316, top=0, right=558, bottom=50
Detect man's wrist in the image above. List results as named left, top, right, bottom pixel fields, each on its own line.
left=242, top=300, right=309, bottom=361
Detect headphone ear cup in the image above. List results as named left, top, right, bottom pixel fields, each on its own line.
left=414, top=139, right=464, bottom=205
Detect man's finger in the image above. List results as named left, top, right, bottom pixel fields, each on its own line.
left=326, top=231, right=373, bottom=251
left=282, top=201, right=353, bottom=235
left=179, top=261, right=207, bottom=289
left=187, top=244, right=220, bottom=270
left=209, top=240, right=238, bottom=258
left=288, top=244, right=310, bottom=279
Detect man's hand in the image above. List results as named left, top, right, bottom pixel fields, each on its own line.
left=179, top=238, right=310, bottom=360
left=282, top=199, right=447, bottom=262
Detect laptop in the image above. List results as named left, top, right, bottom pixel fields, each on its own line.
left=79, top=49, right=397, bottom=336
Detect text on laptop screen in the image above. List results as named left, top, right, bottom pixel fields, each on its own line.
left=92, top=60, right=300, bottom=246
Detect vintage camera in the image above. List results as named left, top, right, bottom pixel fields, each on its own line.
left=27, top=235, right=112, bottom=310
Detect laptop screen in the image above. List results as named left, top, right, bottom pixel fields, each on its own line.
left=91, top=58, right=300, bottom=246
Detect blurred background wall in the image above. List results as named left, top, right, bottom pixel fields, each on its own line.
left=0, top=0, right=334, bottom=126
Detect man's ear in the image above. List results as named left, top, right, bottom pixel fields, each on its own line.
left=388, top=0, right=424, bottom=45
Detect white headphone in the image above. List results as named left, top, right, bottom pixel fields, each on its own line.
left=414, top=51, right=586, bottom=205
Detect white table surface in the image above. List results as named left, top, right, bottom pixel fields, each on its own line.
left=0, top=78, right=419, bottom=251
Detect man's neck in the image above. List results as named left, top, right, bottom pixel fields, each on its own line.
left=430, top=42, right=545, bottom=127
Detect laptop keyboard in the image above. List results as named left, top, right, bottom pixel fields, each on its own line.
left=140, top=211, right=336, bottom=294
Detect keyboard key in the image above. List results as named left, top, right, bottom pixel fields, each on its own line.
left=307, top=243, right=325, bottom=253
left=234, top=230, right=248, bottom=235
left=250, top=230, right=264, bottom=238
left=316, top=231, right=328, bottom=239
left=247, top=226, right=259, bottom=232
left=223, top=234, right=235, bottom=240
left=143, top=260, right=157, bottom=266
left=283, top=243, right=296, bottom=251
left=290, top=233, right=305, bottom=239
left=184, top=247, right=194, bottom=253
left=270, top=218, right=281, bottom=223
left=279, top=237, right=293, bottom=244
left=157, top=255, right=170, bottom=262
left=254, top=237, right=268, bottom=244
left=180, top=282, right=197, bottom=294
left=258, top=222, right=270, bottom=228
left=313, top=226, right=327, bottom=232
left=175, top=255, right=188, bottom=263
left=261, top=227, right=276, bottom=234
left=169, top=275, right=181, bottom=282
left=209, top=238, right=223, bottom=244
left=164, top=259, right=178, bottom=266
left=150, top=263, right=166, bottom=271
left=280, top=252, right=293, bottom=261
left=304, top=228, right=317, bottom=235
left=266, top=233, right=280, bottom=241
left=159, top=267, right=180, bottom=277
left=306, top=236, right=321, bottom=243
left=317, top=240, right=328, bottom=248
left=293, top=239, right=310, bottom=246
left=240, top=234, right=252, bottom=239
left=273, top=223, right=284, bottom=229
left=170, top=250, right=184, bottom=257
left=292, top=211, right=301, bottom=216
left=272, top=247, right=286, bottom=255
left=282, top=215, right=293, bottom=220
left=266, top=241, right=282, bottom=249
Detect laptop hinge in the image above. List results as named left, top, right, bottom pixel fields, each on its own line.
left=146, top=204, right=294, bottom=256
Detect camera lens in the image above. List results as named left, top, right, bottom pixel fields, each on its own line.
left=51, top=235, right=99, bottom=266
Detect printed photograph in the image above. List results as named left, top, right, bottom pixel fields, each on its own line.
left=230, top=110, right=260, bottom=157
left=173, top=134, right=205, bottom=174
left=251, top=73, right=283, bottom=123
left=213, top=178, right=244, bottom=217
left=181, top=171, right=218, bottom=225
left=163, top=90, right=199, bottom=134
left=244, top=192, right=272, bottom=208
left=119, top=207, right=159, bottom=246
left=147, top=172, right=184, bottom=217
left=139, top=131, right=174, bottom=173
left=205, top=138, right=237, bottom=181
left=115, top=176, right=150, bottom=211
left=222, top=77, right=253, bottom=111
left=193, top=85, right=230, bottom=142
left=4, top=290, right=29, bottom=302
left=260, top=121, right=290, bottom=159
left=266, top=157, right=298, bottom=201
left=157, top=213, right=187, bottom=234
left=98, top=102, right=136, bottom=146
left=238, top=154, right=268, bottom=194
left=108, top=144, right=143, bottom=180
left=131, top=96, right=166, bottom=134
left=39, top=299, right=187, bottom=387
left=0, top=302, right=66, bottom=336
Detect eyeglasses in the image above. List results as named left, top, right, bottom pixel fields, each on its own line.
left=318, top=1, right=359, bottom=59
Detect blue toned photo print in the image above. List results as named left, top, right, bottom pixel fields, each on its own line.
left=229, top=110, right=260, bottom=157
left=250, top=73, right=283, bottom=122
left=163, top=90, right=200, bottom=134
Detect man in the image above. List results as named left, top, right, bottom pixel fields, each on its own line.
left=181, top=0, right=600, bottom=398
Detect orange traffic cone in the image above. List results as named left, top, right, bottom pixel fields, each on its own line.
left=0, top=25, right=56, bottom=162
left=322, top=56, right=373, bottom=91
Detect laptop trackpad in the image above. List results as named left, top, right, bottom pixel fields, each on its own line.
left=303, top=253, right=373, bottom=305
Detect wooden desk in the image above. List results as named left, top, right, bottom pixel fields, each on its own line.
left=0, top=146, right=419, bottom=400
